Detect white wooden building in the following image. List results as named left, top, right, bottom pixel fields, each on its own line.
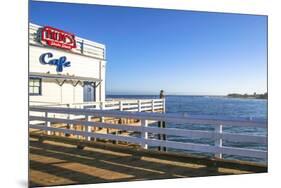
left=29, top=23, right=106, bottom=105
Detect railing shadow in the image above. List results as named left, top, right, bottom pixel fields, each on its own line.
left=29, top=139, right=241, bottom=187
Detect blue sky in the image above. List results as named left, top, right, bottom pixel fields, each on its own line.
left=29, top=1, right=267, bottom=95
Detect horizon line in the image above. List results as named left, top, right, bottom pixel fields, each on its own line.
left=106, top=92, right=267, bottom=96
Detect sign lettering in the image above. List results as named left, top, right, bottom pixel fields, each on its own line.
left=39, top=53, right=71, bottom=72
left=41, top=26, right=76, bottom=50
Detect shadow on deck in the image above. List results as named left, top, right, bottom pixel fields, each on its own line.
left=29, top=134, right=267, bottom=187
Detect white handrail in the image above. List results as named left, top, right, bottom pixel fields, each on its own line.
left=30, top=98, right=165, bottom=113
left=29, top=106, right=266, bottom=127
left=29, top=106, right=267, bottom=163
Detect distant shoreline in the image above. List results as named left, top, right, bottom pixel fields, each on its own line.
left=226, top=93, right=267, bottom=100
left=107, top=94, right=267, bottom=99
left=226, top=96, right=267, bottom=100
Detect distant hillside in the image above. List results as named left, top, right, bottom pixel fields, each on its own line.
left=227, top=92, right=267, bottom=99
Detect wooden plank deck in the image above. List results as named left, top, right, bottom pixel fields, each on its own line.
left=29, top=134, right=267, bottom=187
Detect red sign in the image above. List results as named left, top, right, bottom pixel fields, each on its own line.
left=41, top=26, right=76, bottom=50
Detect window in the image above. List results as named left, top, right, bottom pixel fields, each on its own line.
left=29, top=78, right=42, bottom=95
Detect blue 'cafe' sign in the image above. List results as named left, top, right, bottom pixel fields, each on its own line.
left=39, top=52, right=71, bottom=72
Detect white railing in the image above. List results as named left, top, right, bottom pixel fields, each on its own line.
left=29, top=106, right=267, bottom=163
left=30, top=98, right=165, bottom=113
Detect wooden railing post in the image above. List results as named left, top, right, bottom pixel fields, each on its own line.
left=115, top=101, right=123, bottom=144
left=163, top=99, right=166, bottom=113
left=45, top=111, right=51, bottom=135
left=99, top=102, right=108, bottom=134
left=215, top=125, right=223, bottom=158
left=86, top=115, right=92, bottom=141
left=138, top=100, right=141, bottom=112
left=158, top=121, right=167, bottom=151
left=100, top=101, right=105, bottom=129
left=141, top=119, right=148, bottom=149
left=100, top=101, right=103, bottom=110
left=152, top=99, right=155, bottom=112
left=119, top=101, right=123, bottom=111
left=66, top=104, right=72, bottom=137
left=162, top=121, right=167, bottom=151
left=157, top=121, right=162, bottom=151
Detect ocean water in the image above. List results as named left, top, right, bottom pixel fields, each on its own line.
left=107, top=95, right=267, bottom=162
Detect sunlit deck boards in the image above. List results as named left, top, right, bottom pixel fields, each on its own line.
left=29, top=134, right=267, bottom=187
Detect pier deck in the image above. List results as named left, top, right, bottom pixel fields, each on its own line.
left=29, top=134, right=267, bottom=187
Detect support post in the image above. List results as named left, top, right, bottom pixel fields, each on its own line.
left=158, top=121, right=167, bottom=151
left=100, top=101, right=105, bottom=111
left=151, top=99, right=155, bottom=112
left=45, top=112, right=51, bottom=135
left=91, top=115, right=97, bottom=142
left=162, top=121, right=166, bottom=152
left=114, top=130, right=119, bottom=145
left=66, top=104, right=71, bottom=137
left=138, top=100, right=141, bottom=112
left=119, top=101, right=123, bottom=127
left=141, top=119, right=148, bottom=149
left=81, top=40, right=84, bottom=54
left=157, top=121, right=162, bottom=151
left=86, top=115, right=91, bottom=141
left=215, top=125, right=223, bottom=159
left=162, top=99, right=166, bottom=113
left=119, top=101, right=123, bottom=111
left=100, top=101, right=106, bottom=132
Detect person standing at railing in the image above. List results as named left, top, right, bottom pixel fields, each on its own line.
left=160, top=90, right=165, bottom=99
